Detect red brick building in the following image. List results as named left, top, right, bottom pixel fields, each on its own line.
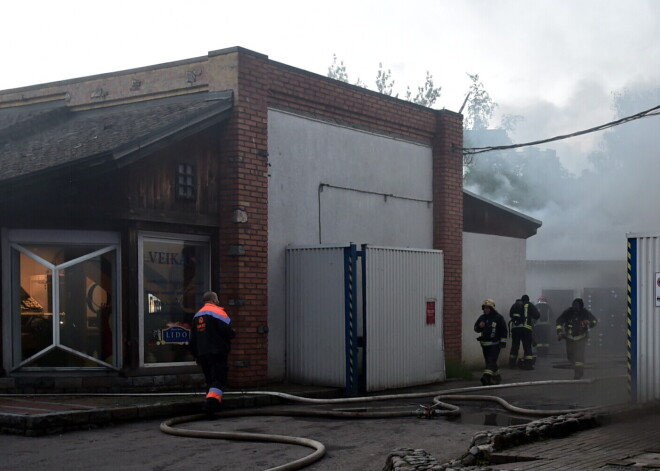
left=0, top=47, right=463, bottom=392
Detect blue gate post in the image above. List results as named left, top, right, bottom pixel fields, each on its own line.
left=344, top=244, right=359, bottom=396
left=626, top=237, right=637, bottom=403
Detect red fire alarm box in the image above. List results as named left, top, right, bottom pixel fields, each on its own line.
left=426, top=299, right=436, bottom=325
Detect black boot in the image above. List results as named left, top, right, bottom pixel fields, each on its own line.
left=520, top=358, right=535, bottom=370
left=574, top=366, right=584, bottom=380
left=491, top=373, right=502, bottom=385
left=480, top=373, right=492, bottom=386
left=203, top=397, right=222, bottom=415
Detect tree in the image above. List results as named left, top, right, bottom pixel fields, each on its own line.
left=327, top=54, right=349, bottom=82
left=405, top=71, right=441, bottom=107
left=375, top=62, right=395, bottom=96
left=500, top=113, right=524, bottom=133
left=327, top=55, right=441, bottom=107
left=463, top=73, right=497, bottom=130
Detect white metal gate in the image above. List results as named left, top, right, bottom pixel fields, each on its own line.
left=363, top=246, right=444, bottom=391
left=286, top=244, right=444, bottom=393
left=627, top=233, right=660, bottom=404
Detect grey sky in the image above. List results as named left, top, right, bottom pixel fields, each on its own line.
left=2, top=0, right=659, bottom=262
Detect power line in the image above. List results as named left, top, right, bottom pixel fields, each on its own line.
left=462, top=104, right=660, bottom=156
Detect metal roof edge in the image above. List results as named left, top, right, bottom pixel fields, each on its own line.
left=463, top=188, right=542, bottom=227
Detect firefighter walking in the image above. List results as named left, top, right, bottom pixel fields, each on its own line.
left=534, top=295, right=554, bottom=356
left=474, top=299, right=508, bottom=386
left=556, top=297, right=598, bottom=379
left=189, top=291, right=236, bottom=414
left=508, top=294, right=540, bottom=370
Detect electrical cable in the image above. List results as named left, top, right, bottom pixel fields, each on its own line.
left=462, top=104, right=660, bottom=156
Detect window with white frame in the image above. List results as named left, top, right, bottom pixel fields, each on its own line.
left=2, top=230, right=120, bottom=371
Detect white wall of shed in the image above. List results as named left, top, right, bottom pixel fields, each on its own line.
left=267, top=109, right=434, bottom=380
left=462, top=232, right=527, bottom=367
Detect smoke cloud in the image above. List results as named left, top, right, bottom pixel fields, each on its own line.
left=467, top=81, right=660, bottom=262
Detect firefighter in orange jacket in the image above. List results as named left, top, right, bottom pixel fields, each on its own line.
left=189, top=291, right=235, bottom=414
left=556, top=298, right=597, bottom=379
left=474, top=299, right=508, bottom=386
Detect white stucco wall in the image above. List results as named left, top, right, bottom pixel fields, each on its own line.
left=462, top=232, right=527, bottom=367
left=267, top=109, right=434, bottom=380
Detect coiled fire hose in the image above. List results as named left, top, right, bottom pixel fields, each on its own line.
left=160, top=379, right=599, bottom=471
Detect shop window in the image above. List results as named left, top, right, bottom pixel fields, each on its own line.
left=139, top=233, right=210, bottom=366
left=176, top=163, right=196, bottom=201
left=4, top=231, right=120, bottom=371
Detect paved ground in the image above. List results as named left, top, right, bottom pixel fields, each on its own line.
left=0, top=352, right=658, bottom=470
left=490, top=410, right=660, bottom=470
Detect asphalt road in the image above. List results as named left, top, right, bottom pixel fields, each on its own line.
left=0, top=355, right=628, bottom=470
left=0, top=401, right=488, bottom=470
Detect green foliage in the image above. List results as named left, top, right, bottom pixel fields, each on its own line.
left=327, top=54, right=349, bottom=83
left=327, top=55, right=440, bottom=107
left=375, top=62, right=395, bottom=96
left=327, top=53, right=367, bottom=88
left=405, top=71, right=441, bottom=107
left=464, top=73, right=497, bottom=130
left=463, top=141, right=573, bottom=212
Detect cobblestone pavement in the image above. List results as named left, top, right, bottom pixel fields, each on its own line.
left=488, top=408, right=660, bottom=470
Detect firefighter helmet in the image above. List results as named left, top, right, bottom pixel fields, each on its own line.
left=482, top=299, right=496, bottom=309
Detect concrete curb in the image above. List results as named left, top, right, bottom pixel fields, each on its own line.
left=0, top=387, right=343, bottom=436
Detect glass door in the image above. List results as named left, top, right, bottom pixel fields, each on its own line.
left=139, top=233, right=210, bottom=367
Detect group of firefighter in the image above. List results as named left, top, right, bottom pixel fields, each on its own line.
left=474, top=294, right=598, bottom=386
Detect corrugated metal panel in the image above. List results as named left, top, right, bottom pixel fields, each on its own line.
left=628, top=235, right=660, bottom=403
left=364, top=246, right=445, bottom=391
left=285, top=246, right=346, bottom=387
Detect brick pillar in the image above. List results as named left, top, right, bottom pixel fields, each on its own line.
left=432, top=110, right=464, bottom=361
left=218, top=49, right=270, bottom=387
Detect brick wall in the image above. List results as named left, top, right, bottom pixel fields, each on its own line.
left=228, top=49, right=464, bottom=384
left=218, top=51, right=270, bottom=387
left=433, top=111, right=464, bottom=360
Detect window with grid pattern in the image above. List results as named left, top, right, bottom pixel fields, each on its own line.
left=176, top=163, right=196, bottom=200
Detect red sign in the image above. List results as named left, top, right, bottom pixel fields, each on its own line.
left=426, top=300, right=436, bottom=325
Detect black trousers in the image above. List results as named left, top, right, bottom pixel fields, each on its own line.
left=565, top=338, right=586, bottom=366
left=481, top=344, right=501, bottom=375
left=198, top=353, right=229, bottom=396
left=509, top=328, right=534, bottom=361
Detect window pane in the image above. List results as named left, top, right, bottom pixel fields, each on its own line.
left=59, top=251, right=115, bottom=364
left=28, top=349, right=100, bottom=368
left=18, top=251, right=54, bottom=360
left=12, top=241, right=117, bottom=369
left=22, top=244, right=107, bottom=265
left=143, top=238, right=208, bottom=364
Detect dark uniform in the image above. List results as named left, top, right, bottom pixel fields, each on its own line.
left=534, top=296, right=554, bottom=356
left=189, top=293, right=235, bottom=413
left=474, top=299, right=508, bottom=386
left=556, top=297, right=597, bottom=379
left=508, top=294, right=540, bottom=370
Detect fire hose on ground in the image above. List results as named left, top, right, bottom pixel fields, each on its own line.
left=159, top=379, right=602, bottom=471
